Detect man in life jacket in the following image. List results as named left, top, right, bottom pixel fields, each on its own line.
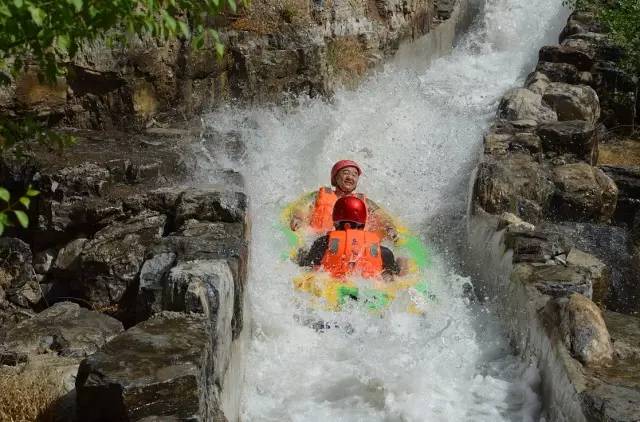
left=299, top=196, right=401, bottom=280
left=289, top=159, right=398, bottom=241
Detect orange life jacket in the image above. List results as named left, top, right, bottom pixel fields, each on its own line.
left=309, top=188, right=367, bottom=232
left=320, top=229, right=383, bottom=279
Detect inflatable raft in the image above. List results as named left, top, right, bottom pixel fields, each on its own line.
left=280, top=193, right=432, bottom=314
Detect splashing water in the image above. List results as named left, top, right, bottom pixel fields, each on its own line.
left=197, top=0, right=569, bottom=420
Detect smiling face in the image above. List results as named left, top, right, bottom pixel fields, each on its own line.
left=334, top=166, right=359, bottom=194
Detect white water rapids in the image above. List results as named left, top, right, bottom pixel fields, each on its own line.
left=196, top=0, right=570, bottom=420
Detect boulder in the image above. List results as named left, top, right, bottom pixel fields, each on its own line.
left=473, top=154, right=555, bottom=219
left=136, top=252, right=176, bottom=322
left=551, top=163, right=618, bottom=222
left=47, top=163, right=111, bottom=197
left=538, top=45, right=595, bottom=71
left=599, top=165, right=640, bottom=224
left=483, top=132, right=542, bottom=156
left=535, top=61, right=579, bottom=84
left=33, top=249, right=55, bottom=275
left=76, top=313, right=227, bottom=421
left=504, top=228, right=570, bottom=263
left=53, top=238, right=88, bottom=272
left=567, top=248, right=610, bottom=306
left=525, top=71, right=551, bottom=96
left=542, top=83, right=600, bottom=125
left=174, top=188, right=247, bottom=226
left=0, top=302, right=123, bottom=365
left=559, top=12, right=603, bottom=42
left=497, top=88, right=558, bottom=123
left=77, top=211, right=166, bottom=308
left=557, top=293, right=613, bottom=366
left=528, top=264, right=593, bottom=298
left=0, top=238, right=42, bottom=308
left=537, top=120, right=595, bottom=161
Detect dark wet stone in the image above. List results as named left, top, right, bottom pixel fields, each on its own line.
left=529, top=264, right=592, bottom=298
left=539, top=45, right=595, bottom=71
left=504, top=228, right=570, bottom=263
left=0, top=302, right=123, bottom=365
left=537, top=120, right=595, bottom=161
left=536, top=61, right=579, bottom=84
left=599, top=165, right=640, bottom=225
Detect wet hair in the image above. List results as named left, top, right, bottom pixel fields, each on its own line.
left=335, top=221, right=365, bottom=230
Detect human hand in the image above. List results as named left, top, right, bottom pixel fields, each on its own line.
left=290, top=216, right=303, bottom=231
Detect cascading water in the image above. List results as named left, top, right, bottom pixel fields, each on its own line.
left=196, top=0, right=570, bottom=420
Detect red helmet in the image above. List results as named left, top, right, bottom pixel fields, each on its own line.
left=332, top=196, right=367, bottom=226
left=331, top=160, right=362, bottom=186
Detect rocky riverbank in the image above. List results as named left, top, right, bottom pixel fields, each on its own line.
left=468, top=10, right=640, bottom=422
left=0, top=1, right=470, bottom=421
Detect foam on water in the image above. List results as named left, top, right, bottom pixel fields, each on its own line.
left=197, top=0, right=569, bottom=420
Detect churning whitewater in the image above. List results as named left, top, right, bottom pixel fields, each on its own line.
left=197, top=0, right=569, bottom=420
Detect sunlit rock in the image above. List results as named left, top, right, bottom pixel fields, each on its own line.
left=498, top=87, right=558, bottom=123
left=75, top=312, right=226, bottom=421
left=0, top=302, right=123, bottom=365
left=525, top=71, right=551, bottom=95
left=551, top=163, right=618, bottom=222
left=566, top=248, right=610, bottom=306
left=542, top=82, right=600, bottom=125
left=474, top=153, right=555, bottom=218
left=174, top=188, right=247, bottom=226
left=557, top=293, right=613, bottom=366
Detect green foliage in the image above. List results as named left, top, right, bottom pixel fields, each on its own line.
left=564, top=0, right=640, bottom=76
left=0, top=185, right=39, bottom=235
left=0, top=0, right=240, bottom=84
left=0, top=0, right=241, bottom=235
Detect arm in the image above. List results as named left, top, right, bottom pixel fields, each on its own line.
left=298, top=235, right=329, bottom=267
left=289, top=191, right=317, bottom=231
left=365, top=198, right=398, bottom=242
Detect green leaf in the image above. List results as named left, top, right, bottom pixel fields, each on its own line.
left=13, top=210, right=28, bottom=228
left=227, top=0, right=236, bottom=13
left=215, top=42, right=224, bottom=58
left=56, top=34, right=71, bottom=52
left=69, top=0, right=83, bottom=12
left=19, top=197, right=30, bottom=209
left=0, top=187, right=9, bottom=202
left=13, top=0, right=24, bottom=8
left=26, top=187, right=40, bottom=197
left=178, top=21, right=190, bottom=37
left=28, top=6, right=46, bottom=26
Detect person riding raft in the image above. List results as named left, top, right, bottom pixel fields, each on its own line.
left=289, top=160, right=398, bottom=241
left=299, top=196, right=403, bottom=281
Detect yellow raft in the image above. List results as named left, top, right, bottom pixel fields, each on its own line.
left=280, top=192, right=433, bottom=314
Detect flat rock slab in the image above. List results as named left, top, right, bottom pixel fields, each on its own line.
left=76, top=312, right=224, bottom=421
left=0, top=301, right=123, bottom=365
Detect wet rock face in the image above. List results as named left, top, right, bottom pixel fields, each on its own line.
left=557, top=293, right=613, bottom=366
left=0, top=301, right=123, bottom=365
left=76, top=313, right=224, bottom=422
left=551, top=163, right=618, bottom=222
